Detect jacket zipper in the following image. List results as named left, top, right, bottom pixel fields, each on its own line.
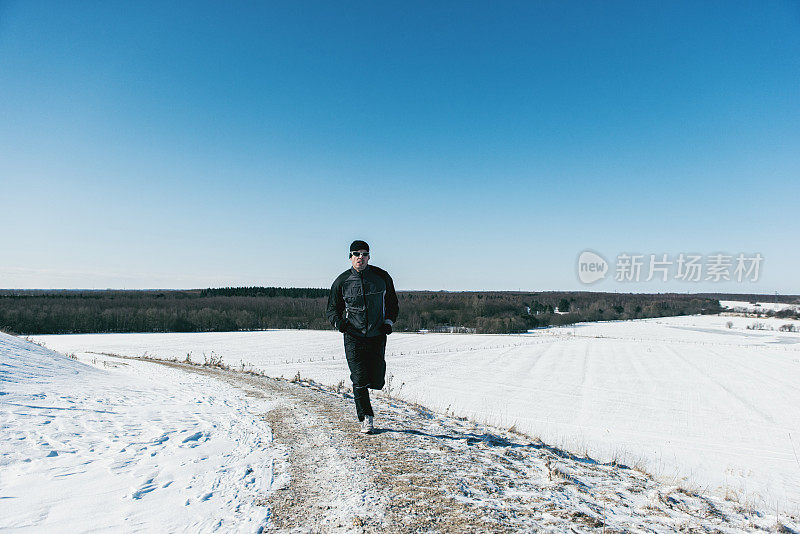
left=359, top=270, right=368, bottom=333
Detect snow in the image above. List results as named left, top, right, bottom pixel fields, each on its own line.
left=288, top=376, right=796, bottom=532
left=34, top=313, right=800, bottom=514
left=721, top=300, right=800, bottom=314
left=0, top=332, right=287, bottom=532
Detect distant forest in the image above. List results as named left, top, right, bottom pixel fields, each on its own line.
left=0, top=287, right=742, bottom=335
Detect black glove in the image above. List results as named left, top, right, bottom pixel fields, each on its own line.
left=380, top=323, right=393, bottom=335
left=337, top=319, right=348, bottom=333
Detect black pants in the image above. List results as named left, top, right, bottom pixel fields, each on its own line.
left=343, top=332, right=387, bottom=421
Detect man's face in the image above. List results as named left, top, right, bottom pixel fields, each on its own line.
left=350, top=249, right=369, bottom=271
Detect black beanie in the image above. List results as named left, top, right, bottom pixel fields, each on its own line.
left=350, top=240, right=369, bottom=252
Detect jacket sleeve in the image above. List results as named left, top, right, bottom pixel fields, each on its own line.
left=326, top=275, right=345, bottom=329
left=383, top=272, right=399, bottom=323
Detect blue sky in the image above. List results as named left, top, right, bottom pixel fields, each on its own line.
left=1, top=1, right=798, bottom=292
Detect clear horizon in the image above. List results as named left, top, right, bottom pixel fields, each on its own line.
left=1, top=287, right=796, bottom=299
left=2, top=2, right=798, bottom=293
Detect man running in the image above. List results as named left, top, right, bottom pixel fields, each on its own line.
left=326, top=240, right=399, bottom=434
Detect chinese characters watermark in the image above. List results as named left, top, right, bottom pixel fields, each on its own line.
left=577, top=251, right=762, bottom=284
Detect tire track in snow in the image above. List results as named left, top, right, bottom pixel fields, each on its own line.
left=662, top=345, right=776, bottom=425
left=703, top=346, right=800, bottom=397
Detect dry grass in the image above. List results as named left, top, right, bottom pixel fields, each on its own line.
left=201, top=351, right=227, bottom=369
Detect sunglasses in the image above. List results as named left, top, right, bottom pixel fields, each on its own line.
left=350, top=251, right=370, bottom=257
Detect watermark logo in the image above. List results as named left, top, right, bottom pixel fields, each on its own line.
left=577, top=251, right=763, bottom=284
left=577, top=250, right=609, bottom=284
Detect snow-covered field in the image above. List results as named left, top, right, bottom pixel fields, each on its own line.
left=721, top=300, right=800, bottom=314
left=35, top=313, right=800, bottom=515
left=0, top=332, right=287, bottom=532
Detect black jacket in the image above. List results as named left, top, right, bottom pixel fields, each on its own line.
left=327, top=265, right=399, bottom=337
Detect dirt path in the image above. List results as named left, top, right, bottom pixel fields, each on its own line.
left=163, top=362, right=511, bottom=533
left=151, top=361, right=790, bottom=534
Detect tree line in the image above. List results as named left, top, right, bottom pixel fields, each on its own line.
left=0, top=288, right=730, bottom=335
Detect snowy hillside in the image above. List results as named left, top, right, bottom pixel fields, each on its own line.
left=36, top=314, right=800, bottom=515
left=6, top=327, right=800, bottom=531
left=0, top=331, right=286, bottom=532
